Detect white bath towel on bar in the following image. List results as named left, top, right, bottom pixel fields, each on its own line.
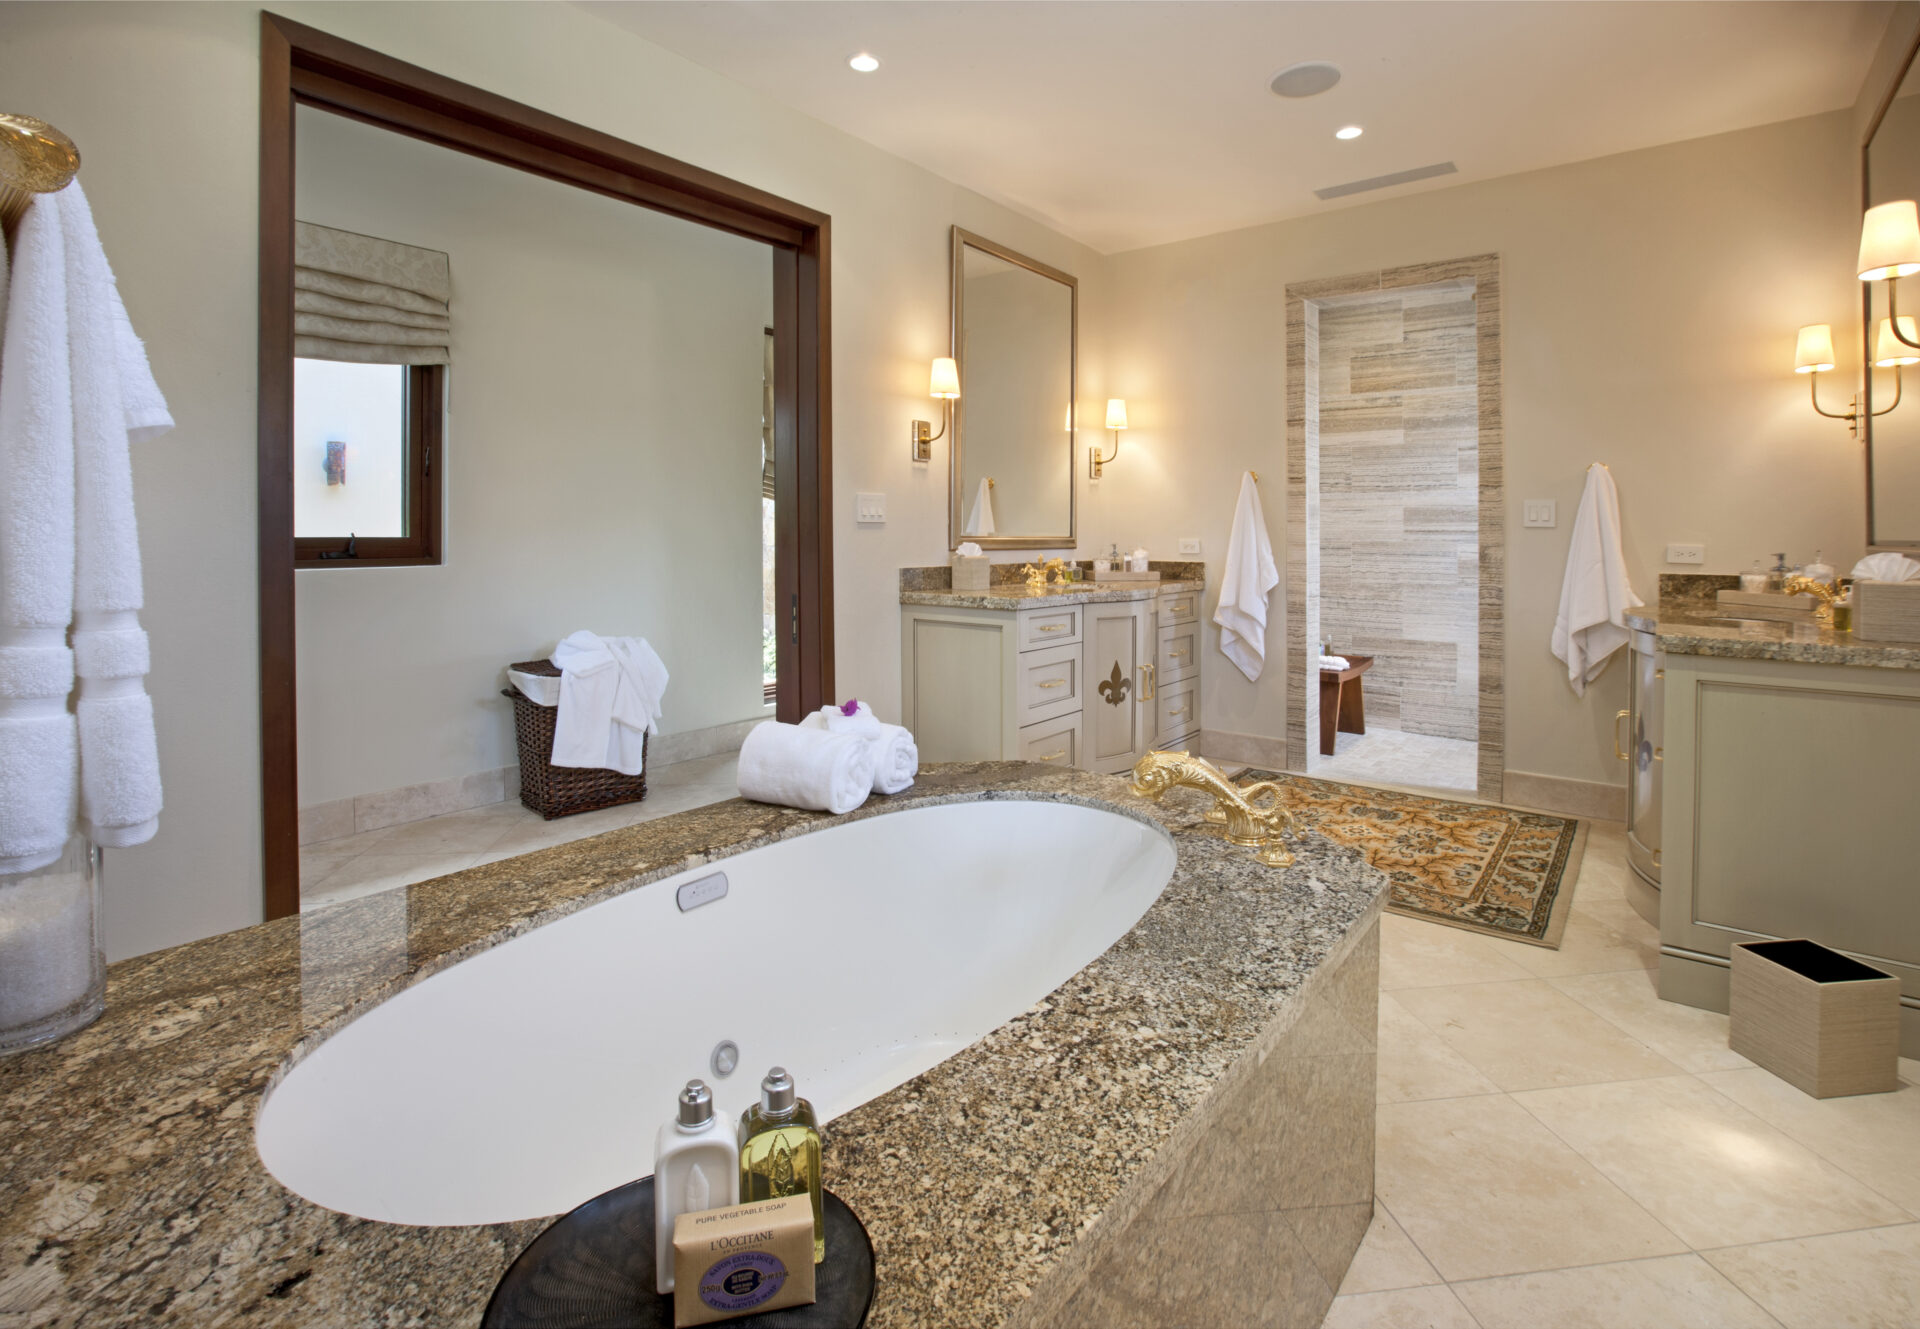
left=800, top=701, right=918, bottom=795
left=737, top=720, right=875, bottom=815
left=1551, top=462, right=1643, bottom=697
left=1214, top=471, right=1279, bottom=682
left=963, top=478, right=995, bottom=537
left=550, top=631, right=668, bottom=776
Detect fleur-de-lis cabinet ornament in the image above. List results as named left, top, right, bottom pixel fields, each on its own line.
left=1098, top=661, right=1131, bottom=707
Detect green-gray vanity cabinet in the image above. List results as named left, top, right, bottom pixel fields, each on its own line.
left=1656, top=651, right=1920, bottom=1056
left=901, top=585, right=1202, bottom=772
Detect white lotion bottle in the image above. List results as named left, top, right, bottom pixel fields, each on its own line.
left=654, top=1079, right=740, bottom=1293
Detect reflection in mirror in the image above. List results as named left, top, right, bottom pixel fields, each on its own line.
left=293, top=103, right=774, bottom=910
left=950, top=229, right=1076, bottom=548
left=1865, top=45, right=1920, bottom=548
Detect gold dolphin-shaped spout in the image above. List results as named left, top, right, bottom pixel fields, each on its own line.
left=1129, top=750, right=1293, bottom=868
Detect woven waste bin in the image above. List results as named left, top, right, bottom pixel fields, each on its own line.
left=503, top=658, right=647, bottom=820
left=1729, top=939, right=1899, bottom=1099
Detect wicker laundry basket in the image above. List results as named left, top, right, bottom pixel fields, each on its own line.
left=503, top=659, right=647, bottom=820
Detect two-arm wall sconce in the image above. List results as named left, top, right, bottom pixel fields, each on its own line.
left=1796, top=320, right=1907, bottom=436
left=911, top=357, right=960, bottom=462
left=1089, top=398, right=1127, bottom=478
left=1800, top=199, right=1920, bottom=434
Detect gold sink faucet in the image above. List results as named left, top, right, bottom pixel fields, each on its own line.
left=1129, top=751, right=1294, bottom=868
left=1021, top=557, right=1070, bottom=591
left=1782, top=574, right=1840, bottom=626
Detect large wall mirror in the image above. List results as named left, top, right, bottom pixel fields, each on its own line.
left=1864, top=35, right=1920, bottom=549
left=949, top=228, right=1077, bottom=549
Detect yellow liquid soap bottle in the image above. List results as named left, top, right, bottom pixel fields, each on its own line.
left=738, top=1066, right=824, bottom=1263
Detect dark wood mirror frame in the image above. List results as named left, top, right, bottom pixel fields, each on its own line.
left=259, top=14, right=835, bottom=919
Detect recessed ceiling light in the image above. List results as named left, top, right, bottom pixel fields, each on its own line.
left=1335, top=125, right=1364, bottom=140
left=1269, top=61, right=1341, bottom=99
left=849, top=52, right=880, bottom=73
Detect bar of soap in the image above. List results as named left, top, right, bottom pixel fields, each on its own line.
left=671, top=1194, right=817, bottom=1327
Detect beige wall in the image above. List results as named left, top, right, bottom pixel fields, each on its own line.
left=293, top=106, right=771, bottom=807
left=0, top=1, right=1108, bottom=957
left=1087, top=110, right=1865, bottom=790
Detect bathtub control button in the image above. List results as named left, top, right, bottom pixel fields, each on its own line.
left=677, top=872, right=729, bottom=912
left=711, top=1040, right=740, bottom=1078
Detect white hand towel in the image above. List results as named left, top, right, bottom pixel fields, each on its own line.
left=0, top=197, right=81, bottom=873
left=799, top=702, right=919, bottom=795
left=1551, top=463, right=1643, bottom=697
left=964, top=479, right=996, bottom=537
left=737, top=720, right=875, bottom=815
left=61, top=185, right=172, bottom=846
left=1851, top=552, right=1920, bottom=583
left=1319, top=655, right=1350, bottom=671
left=549, top=630, right=669, bottom=776
left=1214, top=472, right=1279, bottom=682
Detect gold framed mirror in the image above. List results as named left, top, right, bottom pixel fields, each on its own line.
left=1863, top=27, right=1920, bottom=550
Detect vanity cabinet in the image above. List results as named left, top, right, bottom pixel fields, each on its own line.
left=901, top=584, right=1201, bottom=771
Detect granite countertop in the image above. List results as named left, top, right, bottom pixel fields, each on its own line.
left=0, top=764, right=1384, bottom=1328
left=901, top=578, right=1204, bottom=611
left=1625, top=577, right=1920, bottom=671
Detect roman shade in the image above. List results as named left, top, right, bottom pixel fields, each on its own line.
left=295, top=221, right=451, bottom=366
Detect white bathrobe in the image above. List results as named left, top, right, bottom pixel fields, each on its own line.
left=1214, top=472, right=1279, bottom=682
left=1551, top=463, right=1643, bottom=696
left=549, top=631, right=669, bottom=776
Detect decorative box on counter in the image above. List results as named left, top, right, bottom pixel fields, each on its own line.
left=1714, top=589, right=1815, bottom=622
left=1854, top=579, right=1920, bottom=644
left=950, top=554, right=990, bottom=591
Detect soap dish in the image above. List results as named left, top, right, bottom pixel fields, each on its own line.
left=483, top=1176, right=875, bottom=1328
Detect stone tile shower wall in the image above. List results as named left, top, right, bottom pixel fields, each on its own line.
left=1316, top=286, right=1479, bottom=742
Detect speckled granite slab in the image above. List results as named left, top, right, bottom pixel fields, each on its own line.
left=899, top=562, right=1205, bottom=595
left=0, top=764, right=1384, bottom=1328
left=902, top=579, right=1204, bottom=611
left=1625, top=594, right=1920, bottom=671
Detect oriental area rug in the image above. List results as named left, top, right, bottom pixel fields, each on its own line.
left=1235, top=770, right=1584, bottom=948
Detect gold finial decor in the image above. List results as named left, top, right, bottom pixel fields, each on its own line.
left=0, top=112, right=80, bottom=238
left=1129, top=751, right=1294, bottom=869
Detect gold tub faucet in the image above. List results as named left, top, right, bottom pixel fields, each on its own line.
left=1129, top=751, right=1294, bottom=869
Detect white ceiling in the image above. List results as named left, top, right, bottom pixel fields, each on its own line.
left=585, top=1, right=1890, bottom=254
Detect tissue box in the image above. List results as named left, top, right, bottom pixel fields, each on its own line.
left=673, top=1195, right=816, bottom=1326
left=951, top=555, right=990, bottom=591
left=1855, top=579, right=1920, bottom=644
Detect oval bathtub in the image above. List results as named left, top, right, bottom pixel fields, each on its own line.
left=255, top=799, right=1175, bottom=1227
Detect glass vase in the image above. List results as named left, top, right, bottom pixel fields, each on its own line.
left=0, top=836, right=104, bottom=1056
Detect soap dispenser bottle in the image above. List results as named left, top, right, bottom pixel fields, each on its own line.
left=654, top=1079, right=740, bottom=1294
left=738, top=1067, right=825, bottom=1263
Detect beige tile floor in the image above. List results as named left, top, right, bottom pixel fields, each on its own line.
left=1310, top=725, right=1478, bottom=793
left=300, top=753, right=740, bottom=911
left=1323, top=817, right=1920, bottom=1329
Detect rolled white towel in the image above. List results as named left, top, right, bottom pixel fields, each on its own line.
left=737, top=721, right=875, bottom=815
left=1319, top=655, right=1350, bottom=671
left=0, top=705, right=79, bottom=874
left=799, top=702, right=918, bottom=795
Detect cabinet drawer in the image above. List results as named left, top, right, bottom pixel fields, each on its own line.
left=1017, top=641, right=1083, bottom=725
left=1018, top=605, right=1081, bottom=651
left=1158, top=589, right=1200, bottom=626
left=1018, top=713, right=1082, bottom=768
left=1157, top=675, right=1198, bottom=743
left=1158, top=621, right=1199, bottom=683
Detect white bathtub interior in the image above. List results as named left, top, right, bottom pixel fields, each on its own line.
left=254, top=799, right=1176, bottom=1227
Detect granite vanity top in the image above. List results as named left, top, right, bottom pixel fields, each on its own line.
left=901, top=578, right=1204, bottom=611
left=0, top=764, right=1384, bottom=1328
left=1626, top=574, right=1920, bottom=671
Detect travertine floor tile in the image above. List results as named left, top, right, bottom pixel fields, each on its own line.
left=1549, top=968, right=1753, bottom=1074
left=1513, top=1076, right=1913, bottom=1249
left=1320, top=1283, right=1480, bottom=1329
left=1376, top=992, right=1500, bottom=1104
left=1451, top=1253, right=1779, bottom=1329
left=1393, top=979, right=1682, bottom=1091
left=1483, top=911, right=1657, bottom=979
left=1377, top=1095, right=1685, bottom=1281
left=1378, top=913, right=1533, bottom=990
left=1699, top=1065, right=1920, bottom=1216
left=1334, top=1203, right=1443, bottom=1296
left=1702, top=1224, right=1920, bottom=1329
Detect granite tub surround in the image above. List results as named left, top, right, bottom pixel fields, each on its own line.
left=0, top=764, right=1385, bottom=1327
left=1627, top=574, right=1920, bottom=671
left=899, top=561, right=1204, bottom=610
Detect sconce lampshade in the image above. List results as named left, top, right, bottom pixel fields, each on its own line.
left=1793, top=324, right=1836, bottom=374
left=929, top=357, right=960, bottom=399
left=1105, top=398, right=1129, bottom=430
left=1877, top=316, right=1920, bottom=367
left=1858, top=201, right=1920, bottom=281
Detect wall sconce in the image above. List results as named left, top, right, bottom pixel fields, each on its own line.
left=912, top=357, right=960, bottom=462
left=1089, top=398, right=1127, bottom=478
left=1857, top=200, right=1920, bottom=358
left=1796, top=321, right=1904, bottom=436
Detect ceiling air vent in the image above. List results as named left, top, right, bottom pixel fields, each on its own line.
left=1314, top=161, right=1459, bottom=201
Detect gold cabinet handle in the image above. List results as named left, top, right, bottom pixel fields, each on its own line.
left=1037, top=677, right=1067, bottom=689
left=1653, top=746, right=1663, bottom=762
left=1168, top=707, right=1188, bottom=719
left=1036, top=623, right=1067, bottom=633
left=1136, top=662, right=1156, bottom=701
left=1036, top=748, right=1067, bottom=761
left=1652, top=848, right=1662, bottom=867
left=1614, top=709, right=1631, bottom=762
left=1170, top=647, right=1189, bottom=658
left=1654, top=668, right=1664, bottom=679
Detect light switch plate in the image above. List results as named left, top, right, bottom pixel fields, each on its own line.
left=1178, top=538, right=1202, bottom=555
left=1665, top=543, right=1706, bottom=565
left=1523, top=499, right=1556, bottom=528
left=855, top=492, right=886, bottom=524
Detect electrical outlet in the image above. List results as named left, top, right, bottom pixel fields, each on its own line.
left=1523, top=499, right=1556, bottom=528
left=1178, top=537, right=1202, bottom=555
left=1665, top=543, right=1706, bottom=565
left=855, top=492, right=886, bottom=524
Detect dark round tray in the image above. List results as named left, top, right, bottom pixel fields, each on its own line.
left=483, top=1178, right=873, bottom=1329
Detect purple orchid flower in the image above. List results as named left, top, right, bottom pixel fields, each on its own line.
left=839, top=698, right=861, bottom=717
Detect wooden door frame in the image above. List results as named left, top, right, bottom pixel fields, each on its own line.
left=260, top=14, right=834, bottom=919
